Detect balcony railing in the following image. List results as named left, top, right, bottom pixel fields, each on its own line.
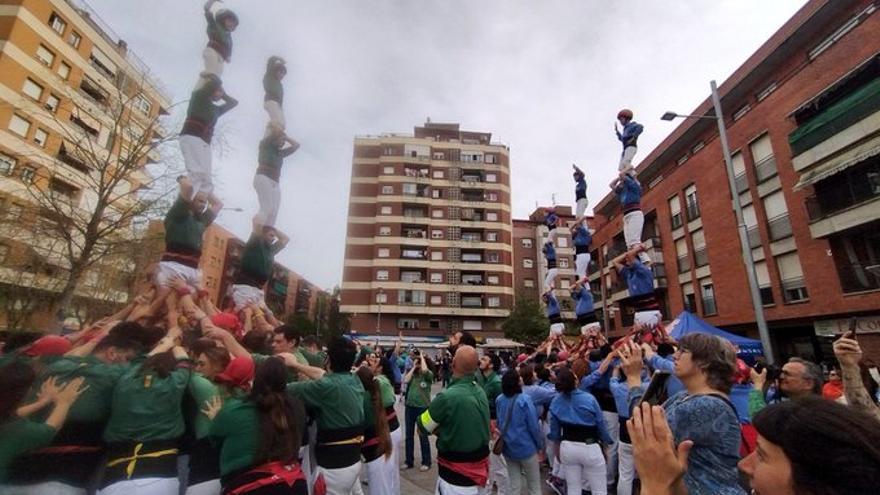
left=837, top=262, right=880, bottom=293
left=768, top=214, right=793, bottom=241
left=806, top=188, right=880, bottom=222
left=755, top=156, right=778, bottom=182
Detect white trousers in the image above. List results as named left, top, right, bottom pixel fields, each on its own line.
left=264, top=100, right=286, bottom=132
left=253, top=174, right=281, bottom=227
left=202, top=47, right=225, bottom=78
left=0, top=482, right=86, bottom=495
left=230, top=284, right=267, bottom=312
left=547, top=229, right=558, bottom=245
left=619, top=146, right=637, bottom=171
left=389, top=427, right=402, bottom=493
left=543, top=267, right=558, bottom=292
left=156, top=261, right=202, bottom=288
left=602, top=411, right=620, bottom=485
left=576, top=197, right=589, bottom=218
left=364, top=453, right=397, bottom=495
left=575, top=253, right=591, bottom=282
left=616, top=442, right=635, bottom=495
left=185, top=479, right=220, bottom=495
left=315, top=462, right=361, bottom=495
left=622, top=210, right=650, bottom=263
left=559, top=441, right=606, bottom=495
left=435, top=478, right=483, bottom=495
left=99, top=478, right=179, bottom=495
left=487, top=452, right=507, bottom=494
left=179, top=134, right=213, bottom=198
left=504, top=453, right=542, bottom=495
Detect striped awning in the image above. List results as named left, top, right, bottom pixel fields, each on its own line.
left=794, top=138, right=880, bottom=189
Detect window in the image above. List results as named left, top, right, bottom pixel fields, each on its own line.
left=379, top=226, right=391, bottom=236
left=431, top=251, right=443, bottom=261
left=750, top=134, right=777, bottom=182
left=692, top=229, right=708, bottom=267
left=755, top=261, right=774, bottom=305
left=757, top=82, right=777, bottom=102
left=382, top=166, right=394, bottom=175
left=33, top=128, right=49, bottom=147
left=36, top=45, right=55, bottom=67
left=376, top=270, right=389, bottom=281
left=8, top=115, right=30, bottom=138
left=700, top=280, right=717, bottom=316
left=57, top=62, right=71, bottom=80
left=488, top=252, right=499, bottom=263
left=375, top=292, right=387, bottom=304
left=402, top=248, right=425, bottom=259
left=777, top=253, right=809, bottom=303
left=521, top=238, right=533, bottom=248
left=432, top=209, right=443, bottom=218
left=402, top=183, right=417, bottom=195
left=485, top=173, right=497, bottom=182
left=383, top=147, right=395, bottom=156
left=763, top=191, right=791, bottom=241
left=732, top=152, right=748, bottom=194
left=808, top=4, right=874, bottom=60
left=378, top=248, right=390, bottom=258
left=732, top=104, right=751, bottom=121
left=524, top=278, right=535, bottom=288
left=89, top=49, right=117, bottom=79
left=485, top=154, right=496, bottom=164
left=523, top=259, right=534, bottom=268
left=45, top=94, right=60, bottom=113
left=743, top=205, right=761, bottom=248
left=22, top=79, right=43, bottom=100
left=381, top=185, right=393, bottom=195
left=431, top=273, right=442, bottom=283
left=677, top=154, right=689, bottom=166
left=398, top=318, right=419, bottom=329
left=486, top=212, right=498, bottom=222
left=669, top=195, right=683, bottom=229
left=682, top=282, right=696, bottom=312
left=380, top=206, right=392, bottom=215
left=431, top=230, right=443, bottom=239
left=398, top=290, right=426, bottom=305
left=685, top=184, right=700, bottom=221
left=559, top=258, right=569, bottom=268
left=488, top=275, right=499, bottom=285
left=488, top=296, right=501, bottom=308
left=401, top=270, right=423, bottom=282
left=0, top=153, right=14, bottom=175
left=691, top=141, right=706, bottom=154
left=132, top=94, right=151, bottom=114
left=49, top=13, right=67, bottom=34
left=433, top=170, right=444, bottom=179
left=430, top=296, right=442, bottom=305
left=486, top=192, right=498, bottom=202
left=557, top=237, right=568, bottom=248
left=485, top=232, right=497, bottom=242
left=68, top=31, right=82, bottom=49
left=20, top=166, right=36, bottom=184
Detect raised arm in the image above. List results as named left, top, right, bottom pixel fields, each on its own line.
left=216, top=93, right=238, bottom=117
left=834, top=335, right=880, bottom=421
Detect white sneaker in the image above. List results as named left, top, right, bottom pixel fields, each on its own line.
left=419, top=465, right=430, bottom=472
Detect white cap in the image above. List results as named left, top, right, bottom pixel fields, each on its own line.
left=580, top=322, right=601, bottom=335
left=634, top=310, right=662, bottom=329
left=550, top=323, right=565, bottom=336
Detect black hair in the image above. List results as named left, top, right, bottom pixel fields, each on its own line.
left=250, top=357, right=304, bottom=465
left=519, top=364, right=535, bottom=386
left=94, top=333, right=143, bottom=356
left=555, top=368, right=577, bottom=394
left=501, top=369, right=521, bottom=397
left=188, top=337, right=218, bottom=358
left=535, top=366, right=551, bottom=383
left=140, top=350, right=177, bottom=379
left=301, top=335, right=319, bottom=349
left=0, top=360, right=35, bottom=422
left=242, top=331, right=272, bottom=355
left=356, top=367, right=391, bottom=459
left=752, top=397, right=880, bottom=494
left=458, top=331, right=477, bottom=348
left=327, top=337, right=356, bottom=373
left=0, top=332, right=41, bottom=353
left=657, top=343, right=675, bottom=358
left=273, top=324, right=301, bottom=346
left=109, top=322, right=165, bottom=349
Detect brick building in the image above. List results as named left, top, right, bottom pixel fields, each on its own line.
left=589, top=0, right=880, bottom=361
left=340, top=122, right=513, bottom=337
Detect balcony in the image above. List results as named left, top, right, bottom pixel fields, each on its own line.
left=57, top=146, right=90, bottom=174
left=461, top=296, right=483, bottom=308
left=768, top=214, right=793, bottom=241
left=837, top=262, right=880, bottom=293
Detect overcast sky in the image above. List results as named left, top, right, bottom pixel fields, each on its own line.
left=88, top=0, right=807, bottom=290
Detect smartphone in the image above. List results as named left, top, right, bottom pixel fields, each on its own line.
left=848, top=317, right=858, bottom=341
left=642, top=370, right=671, bottom=406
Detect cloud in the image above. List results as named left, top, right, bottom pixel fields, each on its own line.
left=87, top=0, right=807, bottom=289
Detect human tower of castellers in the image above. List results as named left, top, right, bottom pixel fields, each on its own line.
left=4, top=2, right=880, bottom=495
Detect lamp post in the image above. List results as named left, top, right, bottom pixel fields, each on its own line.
left=661, top=80, right=775, bottom=364
left=376, top=287, right=385, bottom=336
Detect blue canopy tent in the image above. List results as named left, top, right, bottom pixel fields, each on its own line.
left=666, top=311, right=764, bottom=360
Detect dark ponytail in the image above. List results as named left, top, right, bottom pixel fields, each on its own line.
left=250, top=357, right=304, bottom=465
left=357, top=366, right=391, bottom=459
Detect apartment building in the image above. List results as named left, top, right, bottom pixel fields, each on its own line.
left=0, top=0, right=171, bottom=329
left=589, top=0, right=880, bottom=360
left=341, top=122, right=513, bottom=337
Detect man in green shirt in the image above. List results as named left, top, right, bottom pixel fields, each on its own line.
left=477, top=352, right=507, bottom=494
left=263, top=56, right=288, bottom=133
left=403, top=351, right=434, bottom=470
left=230, top=218, right=289, bottom=317
left=285, top=337, right=364, bottom=495
left=419, top=345, right=490, bottom=493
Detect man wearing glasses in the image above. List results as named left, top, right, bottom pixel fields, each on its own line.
left=749, top=357, right=823, bottom=415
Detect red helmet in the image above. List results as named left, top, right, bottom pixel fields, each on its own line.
left=617, top=109, right=634, bottom=120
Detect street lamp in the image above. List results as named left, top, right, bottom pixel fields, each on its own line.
left=661, top=80, right=776, bottom=364
left=376, top=287, right=385, bottom=335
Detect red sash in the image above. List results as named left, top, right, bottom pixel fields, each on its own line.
left=437, top=457, right=489, bottom=487
left=225, top=461, right=304, bottom=495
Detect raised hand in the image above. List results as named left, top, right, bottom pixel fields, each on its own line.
left=627, top=402, right=692, bottom=495
left=201, top=396, right=223, bottom=420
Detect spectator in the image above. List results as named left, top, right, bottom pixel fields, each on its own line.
left=403, top=351, right=434, bottom=471
left=620, top=334, right=745, bottom=495
left=356, top=366, right=395, bottom=495
left=749, top=357, right=822, bottom=416
left=822, top=368, right=845, bottom=401
left=496, top=369, right=544, bottom=495
left=833, top=334, right=880, bottom=420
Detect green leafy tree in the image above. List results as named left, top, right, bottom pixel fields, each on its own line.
left=502, top=297, right=548, bottom=346
left=286, top=313, right=317, bottom=337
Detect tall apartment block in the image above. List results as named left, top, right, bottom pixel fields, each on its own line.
left=341, top=122, right=513, bottom=337
left=0, top=0, right=170, bottom=329
left=589, top=0, right=880, bottom=360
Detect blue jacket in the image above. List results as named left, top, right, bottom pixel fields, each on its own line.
left=523, top=384, right=556, bottom=418
left=615, top=175, right=642, bottom=207
left=545, top=293, right=560, bottom=318
left=575, top=176, right=587, bottom=200
left=647, top=355, right=686, bottom=397
left=573, top=225, right=591, bottom=249
left=545, top=212, right=558, bottom=229
left=620, top=260, right=654, bottom=297
left=571, top=286, right=594, bottom=317
left=548, top=390, right=613, bottom=444
left=617, top=121, right=644, bottom=149
left=496, top=394, right=545, bottom=460
left=609, top=376, right=633, bottom=419
left=543, top=242, right=556, bottom=262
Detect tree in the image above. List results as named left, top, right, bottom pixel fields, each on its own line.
left=502, top=297, right=548, bottom=346
left=324, top=286, right=350, bottom=342
left=286, top=313, right=317, bottom=337
left=3, top=73, right=180, bottom=329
